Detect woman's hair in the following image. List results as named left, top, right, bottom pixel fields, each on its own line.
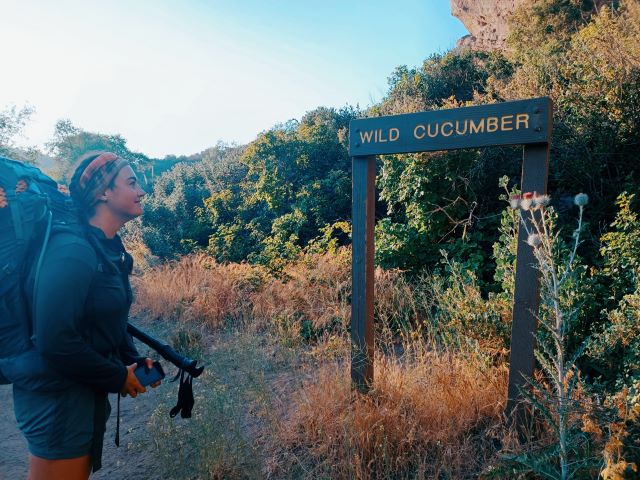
left=70, top=151, right=102, bottom=219
left=69, top=151, right=126, bottom=219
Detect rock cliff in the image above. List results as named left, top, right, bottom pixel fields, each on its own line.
left=451, top=0, right=527, bottom=51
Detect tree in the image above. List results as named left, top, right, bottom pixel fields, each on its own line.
left=201, top=106, right=357, bottom=268
left=0, top=104, right=38, bottom=164
left=46, top=119, right=150, bottom=183
left=135, top=144, right=246, bottom=259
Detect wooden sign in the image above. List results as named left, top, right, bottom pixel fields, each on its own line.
left=349, top=98, right=551, bottom=155
left=349, top=97, right=552, bottom=423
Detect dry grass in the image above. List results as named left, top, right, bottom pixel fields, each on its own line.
left=251, top=248, right=352, bottom=332
left=132, top=250, right=351, bottom=333
left=265, top=343, right=509, bottom=479
left=133, top=248, right=416, bottom=335
left=132, top=253, right=268, bottom=328
left=374, top=267, right=424, bottom=333
left=133, top=248, right=443, bottom=341
left=134, top=251, right=527, bottom=478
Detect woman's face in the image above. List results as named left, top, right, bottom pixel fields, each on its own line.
left=104, top=165, right=146, bottom=221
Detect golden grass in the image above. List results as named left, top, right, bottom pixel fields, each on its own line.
left=373, top=267, right=423, bottom=331
left=134, top=251, right=535, bottom=477
left=132, top=253, right=268, bottom=328
left=265, top=344, right=508, bottom=479
left=251, top=248, right=352, bottom=331
left=133, top=249, right=354, bottom=333
left=132, top=247, right=613, bottom=477
left=133, top=248, right=439, bottom=339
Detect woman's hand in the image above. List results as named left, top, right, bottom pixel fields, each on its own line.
left=121, top=358, right=162, bottom=397
left=144, top=357, right=162, bottom=388
left=121, top=363, right=146, bottom=398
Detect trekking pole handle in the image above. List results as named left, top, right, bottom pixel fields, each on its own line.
left=126, top=323, right=204, bottom=378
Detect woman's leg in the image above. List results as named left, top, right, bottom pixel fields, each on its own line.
left=28, top=454, right=92, bottom=480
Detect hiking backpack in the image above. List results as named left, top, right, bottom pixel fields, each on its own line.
left=0, top=155, right=82, bottom=384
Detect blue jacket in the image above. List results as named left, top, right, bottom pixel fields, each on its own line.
left=1, top=226, right=141, bottom=392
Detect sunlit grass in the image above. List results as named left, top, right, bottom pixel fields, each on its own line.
left=263, top=341, right=508, bottom=479
left=132, top=250, right=538, bottom=478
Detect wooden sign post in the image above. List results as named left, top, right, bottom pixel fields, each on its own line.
left=348, top=98, right=552, bottom=414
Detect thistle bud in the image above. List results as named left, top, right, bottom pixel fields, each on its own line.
left=509, top=195, right=520, bottom=209
left=574, top=193, right=589, bottom=207
left=526, top=234, right=542, bottom=248
left=520, top=198, right=533, bottom=211
left=534, top=194, right=551, bottom=207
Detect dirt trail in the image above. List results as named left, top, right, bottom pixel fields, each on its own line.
left=0, top=328, right=301, bottom=479
left=0, top=382, right=167, bottom=480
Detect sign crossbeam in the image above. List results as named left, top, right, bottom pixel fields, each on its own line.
left=350, top=98, right=550, bottom=156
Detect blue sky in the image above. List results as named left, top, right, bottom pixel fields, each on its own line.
left=1, top=0, right=468, bottom=158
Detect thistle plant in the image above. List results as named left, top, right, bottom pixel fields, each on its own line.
left=503, top=188, right=598, bottom=479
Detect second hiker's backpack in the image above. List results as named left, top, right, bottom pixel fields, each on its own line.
left=0, top=155, right=82, bottom=384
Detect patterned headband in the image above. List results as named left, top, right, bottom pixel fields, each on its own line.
left=78, top=153, right=129, bottom=207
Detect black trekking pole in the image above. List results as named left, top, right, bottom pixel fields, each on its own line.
left=127, top=322, right=204, bottom=418
left=127, top=323, right=204, bottom=377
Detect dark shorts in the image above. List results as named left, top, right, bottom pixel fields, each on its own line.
left=13, top=384, right=111, bottom=460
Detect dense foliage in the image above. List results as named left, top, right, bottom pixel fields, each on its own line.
left=134, top=107, right=357, bottom=269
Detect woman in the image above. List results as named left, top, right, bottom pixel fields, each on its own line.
left=13, top=151, right=159, bottom=479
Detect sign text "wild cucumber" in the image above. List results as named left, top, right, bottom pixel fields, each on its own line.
left=349, top=98, right=551, bottom=156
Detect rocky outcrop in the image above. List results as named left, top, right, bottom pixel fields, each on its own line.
left=451, top=0, right=527, bottom=51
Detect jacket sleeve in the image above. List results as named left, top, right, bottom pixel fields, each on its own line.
left=119, top=332, right=145, bottom=366
left=32, top=236, right=128, bottom=393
